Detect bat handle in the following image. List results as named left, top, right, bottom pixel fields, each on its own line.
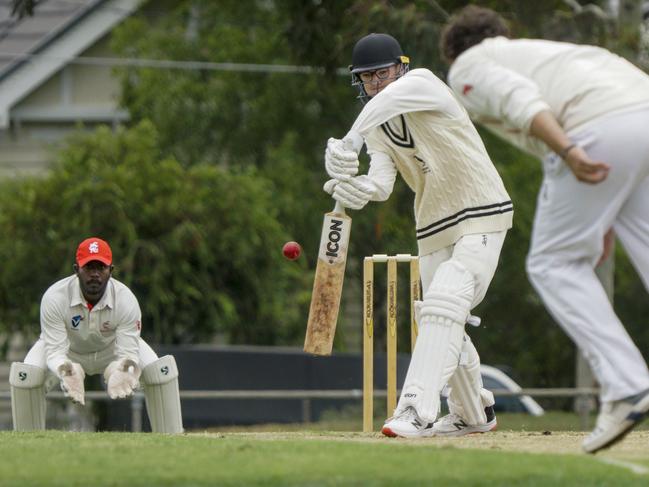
left=334, top=201, right=346, bottom=215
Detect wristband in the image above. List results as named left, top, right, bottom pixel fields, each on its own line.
left=559, top=143, right=576, bottom=159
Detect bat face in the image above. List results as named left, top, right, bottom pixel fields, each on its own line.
left=319, top=214, right=350, bottom=265
left=304, top=206, right=352, bottom=355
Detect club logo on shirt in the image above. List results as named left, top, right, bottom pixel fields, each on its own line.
left=100, top=321, right=114, bottom=335
left=18, top=371, right=27, bottom=381
left=136, top=320, right=141, bottom=331
left=462, top=84, right=473, bottom=95
left=414, top=155, right=431, bottom=174
left=71, top=315, right=83, bottom=329
left=161, top=366, right=169, bottom=375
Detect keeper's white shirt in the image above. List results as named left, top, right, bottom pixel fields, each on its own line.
left=39, top=275, right=141, bottom=375
left=345, top=68, right=513, bottom=255
left=448, top=36, right=649, bottom=158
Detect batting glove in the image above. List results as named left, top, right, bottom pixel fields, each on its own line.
left=325, top=137, right=359, bottom=180
left=104, top=358, right=141, bottom=399
left=324, top=175, right=377, bottom=210
left=58, top=361, right=86, bottom=405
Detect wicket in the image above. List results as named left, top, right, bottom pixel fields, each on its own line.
left=363, top=254, right=421, bottom=432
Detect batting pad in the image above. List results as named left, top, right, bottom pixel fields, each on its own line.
left=141, top=355, right=183, bottom=433
left=447, top=335, right=494, bottom=425
left=9, top=362, right=46, bottom=431
left=397, top=260, right=474, bottom=422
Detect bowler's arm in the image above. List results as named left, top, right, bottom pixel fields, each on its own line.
left=529, top=111, right=609, bottom=184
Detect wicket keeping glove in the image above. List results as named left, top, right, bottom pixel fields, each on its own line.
left=104, top=358, right=141, bottom=399
left=323, top=175, right=377, bottom=210
left=325, top=137, right=359, bottom=180
left=58, top=361, right=86, bottom=405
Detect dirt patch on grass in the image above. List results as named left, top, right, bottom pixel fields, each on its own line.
left=196, top=430, right=649, bottom=460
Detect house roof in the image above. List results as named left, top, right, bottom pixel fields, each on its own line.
left=0, top=0, right=107, bottom=82
left=0, top=0, right=140, bottom=128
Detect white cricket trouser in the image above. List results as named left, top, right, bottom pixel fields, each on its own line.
left=527, top=106, right=649, bottom=403
left=24, top=338, right=159, bottom=377
left=419, top=231, right=507, bottom=308
left=418, top=230, right=506, bottom=412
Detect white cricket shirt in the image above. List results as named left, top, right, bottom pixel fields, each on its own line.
left=345, top=68, right=513, bottom=255
left=39, top=275, right=141, bottom=375
left=448, top=36, right=649, bottom=158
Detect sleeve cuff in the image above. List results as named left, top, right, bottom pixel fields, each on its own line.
left=343, top=130, right=364, bottom=154
left=521, top=101, right=552, bottom=133
left=49, top=356, right=67, bottom=377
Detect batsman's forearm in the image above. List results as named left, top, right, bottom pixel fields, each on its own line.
left=529, top=110, right=573, bottom=155
left=367, top=152, right=397, bottom=201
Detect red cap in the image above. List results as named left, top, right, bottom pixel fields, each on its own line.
left=76, top=237, right=112, bottom=267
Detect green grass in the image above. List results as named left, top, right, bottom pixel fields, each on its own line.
left=1, top=421, right=648, bottom=487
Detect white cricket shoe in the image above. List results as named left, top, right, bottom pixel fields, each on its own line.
left=381, top=406, right=435, bottom=438
left=582, top=389, right=649, bottom=454
left=432, top=406, right=497, bottom=437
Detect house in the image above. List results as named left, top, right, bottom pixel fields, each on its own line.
left=0, top=0, right=141, bottom=177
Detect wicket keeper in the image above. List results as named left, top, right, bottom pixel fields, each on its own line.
left=9, top=237, right=183, bottom=433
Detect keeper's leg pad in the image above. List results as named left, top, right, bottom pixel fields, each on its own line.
left=9, top=362, right=46, bottom=431
left=141, top=355, right=183, bottom=433
left=447, top=335, right=495, bottom=425
left=397, top=260, right=475, bottom=422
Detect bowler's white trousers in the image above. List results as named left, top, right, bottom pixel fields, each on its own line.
left=527, top=107, right=649, bottom=402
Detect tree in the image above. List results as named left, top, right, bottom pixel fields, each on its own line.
left=5, top=0, right=647, bottom=389
left=0, top=121, right=311, bottom=349
left=106, top=0, right=573, bottom=384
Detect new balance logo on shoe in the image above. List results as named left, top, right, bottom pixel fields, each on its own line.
left=432, top=406, right=497, bottom=437
left=453, top=419, right=468, bottom=430
left=627, top=411, right=646, bottom=422
left=381, top=406, right=435, bottom=438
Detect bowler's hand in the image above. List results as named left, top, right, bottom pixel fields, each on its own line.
left=564, top=146, right=610, bottom=184
left=58, top=361, right=86, bottom=405
left=104, top=359, right=141, bottom=399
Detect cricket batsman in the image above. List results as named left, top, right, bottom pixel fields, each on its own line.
left=440, top=5, right=649, bottom=453
left=9, top=237, right=183, bottom=433
left=323, top=33, right=513, bottom=437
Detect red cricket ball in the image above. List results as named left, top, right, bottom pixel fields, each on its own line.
left=282, top=241, right=301, bottom=260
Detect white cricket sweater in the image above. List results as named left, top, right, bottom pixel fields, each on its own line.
left=448, top=37, right=649, bottom=158
left=40, top=275, right=141, bottom=375
left=345, top=68, right=513, bottom=255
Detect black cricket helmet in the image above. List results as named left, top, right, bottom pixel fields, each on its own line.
left=349, top=33, right=410, bottom=102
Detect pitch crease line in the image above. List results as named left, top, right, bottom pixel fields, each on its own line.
left=596, top=456, right=649, bottom=475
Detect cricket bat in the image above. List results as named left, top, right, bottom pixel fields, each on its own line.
left=304, top=201, right=352, bottom=355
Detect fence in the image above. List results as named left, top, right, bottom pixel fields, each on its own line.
left=0, top=387, right=599, bottom=432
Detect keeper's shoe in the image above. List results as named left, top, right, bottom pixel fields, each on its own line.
left=381, top=406, right=435, bottom=438
left=431, top=406, right=497, bottom=437
left=582, top=389, right=649, bottom=454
